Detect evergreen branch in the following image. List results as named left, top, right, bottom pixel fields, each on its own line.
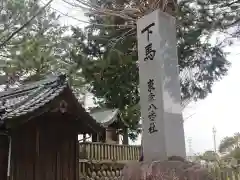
left=224, top=18, right=240, bottom=28
left=0, top=0, right=54, bottom=48
left=0, top=0, right=4, bottom=15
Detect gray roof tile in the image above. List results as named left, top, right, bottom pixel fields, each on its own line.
left=0, top=74, right=67, bottom=121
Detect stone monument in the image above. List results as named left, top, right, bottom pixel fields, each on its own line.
left=121, top=7, right=212, bottom=180
left=137, top=8, right=185, bottom=162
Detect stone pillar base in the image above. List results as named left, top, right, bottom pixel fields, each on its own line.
left=121, top=160, right=213, bottom=180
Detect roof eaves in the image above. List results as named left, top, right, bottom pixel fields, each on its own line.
left=0, top=74, right=67, bottom=121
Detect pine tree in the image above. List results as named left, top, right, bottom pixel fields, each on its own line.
left=69, top=0, right=231, bottom=141
left=0, top=0, right=86, bottom=98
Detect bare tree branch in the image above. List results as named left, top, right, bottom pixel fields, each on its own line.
left=40, top=0, right=133, bottom=28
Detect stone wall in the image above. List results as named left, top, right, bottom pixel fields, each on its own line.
left=79, top=161, right=125, bottom=180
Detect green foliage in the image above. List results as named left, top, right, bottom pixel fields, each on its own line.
left=1, top=0, right=67, bottom=77
left=228, top=148, right=240, bottom=160
left=197, top=0, right=240, bottom=37
left=201, top=150, right=220, bottom=162
left=0, top=1, right=59, bottom=78
left=219, top=133, right=240, bottom=159
left=0, top=0, right=86, bottom=98
left=70, top=0, right=230, bottom=136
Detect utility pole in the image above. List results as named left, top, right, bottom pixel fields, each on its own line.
left=187, top=137, right=193, bottom=161
left=187, top=137, right=192, bottom=154
left=212, top=127, right=217, bottom=153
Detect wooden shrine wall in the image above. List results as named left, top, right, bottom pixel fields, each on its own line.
left=10, top=114, right=78, bottom=180
left=0, top=135, right=8, bottom=180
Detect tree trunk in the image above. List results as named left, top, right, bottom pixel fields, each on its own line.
left=165, top=0, right=177, bottom=16
left=122, top=128, right=129, bottom=145
left=92, top=133, right=99, bottom=142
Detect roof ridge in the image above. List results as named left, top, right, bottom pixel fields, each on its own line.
left=0, top=74, right=66, bottom=100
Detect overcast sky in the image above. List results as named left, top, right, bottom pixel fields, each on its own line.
left=49, top=0, right=240, bottom=154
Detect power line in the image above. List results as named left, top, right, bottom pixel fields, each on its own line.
left=187, top=137, right=193, bottom=155
left=187, top=137, right=194, bottom=161
left=183, top=112, right=196, bottom=122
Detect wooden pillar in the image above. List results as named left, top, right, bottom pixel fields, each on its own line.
left=105, top=127, right=118, bottom=144
left=0, top=135, right=9, bottom=180
left=99, top=132, right=105, bottom=143
left=92, top=133, right=99, bottom=142
left=83, top=134, right=86, bottom=142
left=116, top=132, right=119, bottom=144
left=75, top=132, right=79, bottom=180
left=122, top=128, right=129, bottom=145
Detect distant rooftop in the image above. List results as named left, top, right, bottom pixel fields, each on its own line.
left=90, top=107, right=128, bottom=128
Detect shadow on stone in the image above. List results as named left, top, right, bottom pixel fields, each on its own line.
left=121, top=159, right=213, bottom=180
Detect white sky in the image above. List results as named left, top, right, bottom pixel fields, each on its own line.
left=50, top=0, right=240, bottom=154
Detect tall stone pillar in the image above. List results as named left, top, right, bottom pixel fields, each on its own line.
left=137, top=9, right=185, bottom=161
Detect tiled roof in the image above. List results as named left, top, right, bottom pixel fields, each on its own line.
left=0, top=74, right=67, bottom=121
